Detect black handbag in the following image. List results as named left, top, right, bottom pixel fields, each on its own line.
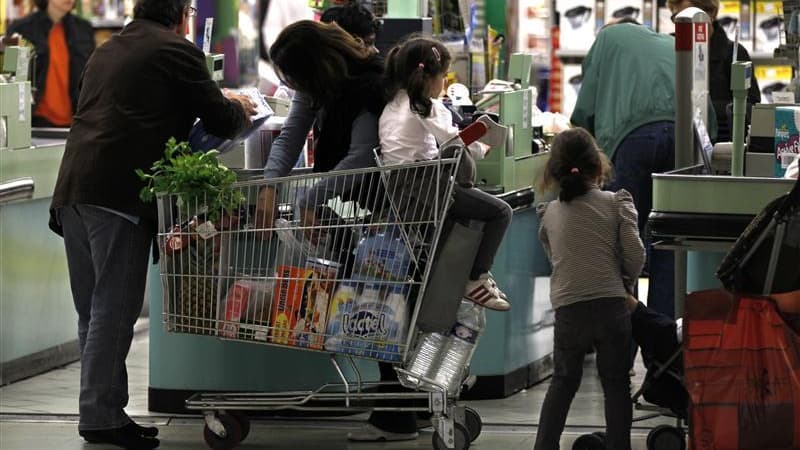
left=716, top=176, right=800, bottom=294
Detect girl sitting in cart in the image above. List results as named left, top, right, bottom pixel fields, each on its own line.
left=534, top=127, right=645, bottom=450
left=379, top=37, right=512, bottom=312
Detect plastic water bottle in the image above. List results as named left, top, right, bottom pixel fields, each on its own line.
left=405, top=332, right=449, bottom=384
left=404, top=301, right=486, bottom=392
left=432, top=301, right=486, bottom=393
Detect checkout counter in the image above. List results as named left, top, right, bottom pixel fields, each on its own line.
left=0, top=43, right=74, bottom=385
left=648, top=8, right=798, bottom=316
left=147, top=53, right=556, bottom=411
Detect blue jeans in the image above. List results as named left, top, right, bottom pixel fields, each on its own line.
left=534, top=298, right=632, bottom=450
left=59, top=205, right=151, bottom=430
left=608, top=121, right=676, bottom=318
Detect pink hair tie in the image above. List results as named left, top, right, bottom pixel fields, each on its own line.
left=418, top=63, right=425, bottom=69
left=570, top=167, right=580, bottom=174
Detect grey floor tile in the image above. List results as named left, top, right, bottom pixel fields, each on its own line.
left=0, top=420, right=661, bottom=450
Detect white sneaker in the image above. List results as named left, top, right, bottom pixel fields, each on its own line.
left=464, top=273, right=511, bottom=311
left=347, top=423, right=419, bottom=442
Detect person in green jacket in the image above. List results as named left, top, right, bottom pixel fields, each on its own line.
left=570, top=22, right=678, bottom=318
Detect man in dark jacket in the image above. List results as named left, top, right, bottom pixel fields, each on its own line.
left=49, top=0, right=254, bottom=448
left=7, top=0, right=95, bottom=127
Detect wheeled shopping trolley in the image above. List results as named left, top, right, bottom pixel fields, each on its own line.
left=155, top=154, right=482, bottom=449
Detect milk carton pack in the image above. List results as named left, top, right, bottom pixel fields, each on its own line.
left=774, top=106, right=800, bottom=177
left=324, top=281, right=358, bottom=353
left=339, top=283, right=410, bottom=362
left=363, top=285, right=410, bottom=362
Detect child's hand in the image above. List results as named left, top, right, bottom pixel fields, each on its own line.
left=626, top=293, right=638, bottom=312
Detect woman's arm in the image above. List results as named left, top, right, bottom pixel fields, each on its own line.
left=264, top=92, right=316, bottom=178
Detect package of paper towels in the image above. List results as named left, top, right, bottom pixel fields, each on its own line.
left=774, top=106, right=800, bottom=177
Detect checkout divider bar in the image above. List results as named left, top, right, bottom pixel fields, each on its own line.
left=0, top=177, right=34, bottom=205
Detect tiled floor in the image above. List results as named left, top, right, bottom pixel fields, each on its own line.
left=0, top=280, right=681, bottom=449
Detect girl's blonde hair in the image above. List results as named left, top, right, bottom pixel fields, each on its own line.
left=540, top=128, right=613, bottom=202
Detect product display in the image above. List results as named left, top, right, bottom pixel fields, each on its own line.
left=756, top=65, right=793, bottom=103
left=558, top=0, right=596, bottom=50
left=604, top=0, right=643, bottom=25
left=561, top=63, right=583, bottom=118
left=718, top=1, right=743, bottom=44
left=754, top=0, right=783, bottom=53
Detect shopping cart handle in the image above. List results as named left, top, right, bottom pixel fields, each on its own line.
left=458, top=121, right=488, bottom=146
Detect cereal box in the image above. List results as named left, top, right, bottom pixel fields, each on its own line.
left=294, top=259, right=339, bottom=349
left=271, top=265, right=309, bottom=345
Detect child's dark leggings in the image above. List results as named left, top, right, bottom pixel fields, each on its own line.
left=448, top=185, right=512, bottom=280
left=534, top=297, right=632, bottom=450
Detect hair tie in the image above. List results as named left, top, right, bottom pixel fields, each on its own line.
left=570, top=167, right=580, bottom=174
left=418, top=62, right=425, bottom=70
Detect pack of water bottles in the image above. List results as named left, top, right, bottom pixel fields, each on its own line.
left=402, top=300, right=486, bottom=395
left=324, top=227, right=413, bottom=362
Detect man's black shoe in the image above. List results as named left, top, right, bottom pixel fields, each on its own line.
left=124, top=421, right=159, bottom=438
left=79, top=425, right=160, bottom=449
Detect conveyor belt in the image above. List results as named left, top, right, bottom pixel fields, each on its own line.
left=648, top=212, right=755, bottom=241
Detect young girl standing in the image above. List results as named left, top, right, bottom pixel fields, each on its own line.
left=534, top=128, right=645, bottom=450
left=379, top=37, right=511, bottom=311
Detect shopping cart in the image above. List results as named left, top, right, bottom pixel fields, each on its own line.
left=155, top=152, right=481, bottom=449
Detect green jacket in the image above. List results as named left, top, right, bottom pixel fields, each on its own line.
left=570, top=24, right=677, bottom=159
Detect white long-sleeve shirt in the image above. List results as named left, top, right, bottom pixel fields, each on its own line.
left=379, top=91, right=485, bottom=164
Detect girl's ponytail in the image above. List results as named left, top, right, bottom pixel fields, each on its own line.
left=543, top=128, right=612, bottom=202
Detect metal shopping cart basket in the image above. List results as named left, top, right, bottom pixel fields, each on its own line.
left=155, top=153, right=480, bottom=450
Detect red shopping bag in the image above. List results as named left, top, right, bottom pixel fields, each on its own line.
left=685, top=289, right=800, bottom=450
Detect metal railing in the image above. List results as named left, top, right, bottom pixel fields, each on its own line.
left=0, top=177, right=34, bottom=205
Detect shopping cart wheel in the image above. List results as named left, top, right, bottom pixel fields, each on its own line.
left=203, top=413, right=243, bottom=450
left=433, top=423, right=469, bottom=450
left=463, top=406, right=482, bottom=442
left=647, top=425, right=686, bottom=450
left=572, top=432, right=605, bottom=450
left=226, top=411, right=250, bottom=441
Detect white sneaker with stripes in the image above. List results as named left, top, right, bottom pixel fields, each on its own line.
left=464, top=273, right=510, bottom=311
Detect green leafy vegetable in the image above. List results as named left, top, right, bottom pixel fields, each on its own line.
left=136, top=138, right=244, bottom=222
